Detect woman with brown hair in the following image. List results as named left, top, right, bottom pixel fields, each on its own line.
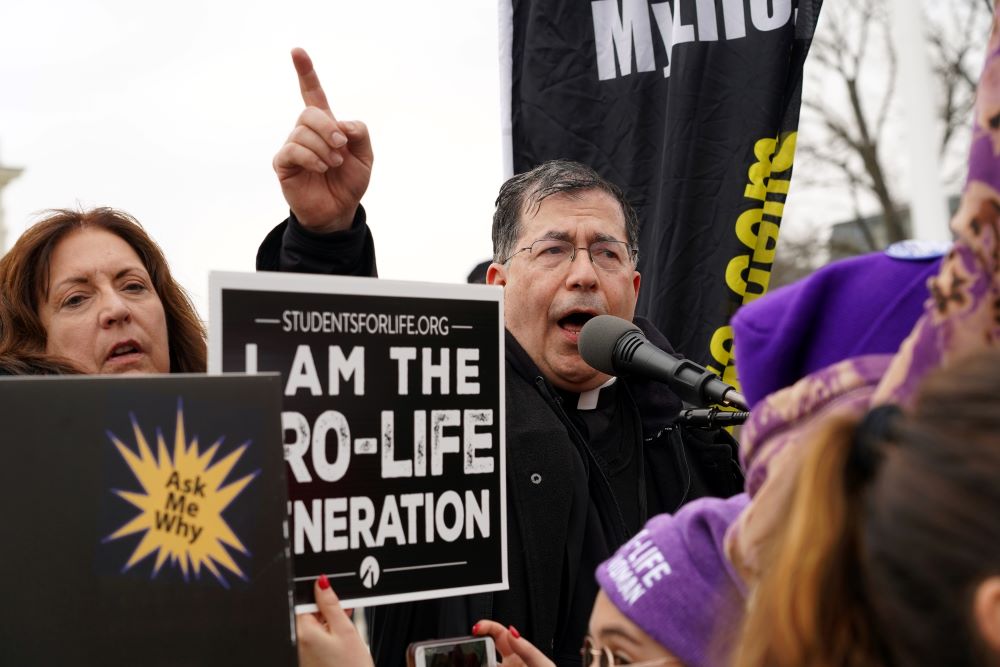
left=733, top=349, right=1000, bottom=667
left=0, top=207, right=205, bottom=374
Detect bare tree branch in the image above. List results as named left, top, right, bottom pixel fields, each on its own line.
left=848, top=186, right=880, bottom=253
left=875, top=16, right=897, bottom=138
left=796, top=0, right=991, bottom=255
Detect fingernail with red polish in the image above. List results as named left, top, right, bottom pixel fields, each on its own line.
left=509, top=625, right=520, bottom=639
left=471, top=623, right=480, bottom=635
left=318, top=573, right=330, bottom=590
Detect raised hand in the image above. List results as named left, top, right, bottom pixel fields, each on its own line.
left=273, top=48, right=374, bottom=234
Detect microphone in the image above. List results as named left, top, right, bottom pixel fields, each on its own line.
left=578, top=315, right=748, bottom=410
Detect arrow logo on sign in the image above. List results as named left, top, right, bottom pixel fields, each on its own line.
left=360, top=556, right=381, bottom=589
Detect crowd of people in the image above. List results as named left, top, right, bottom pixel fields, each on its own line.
left=3, top=9, right=1000, bottom=666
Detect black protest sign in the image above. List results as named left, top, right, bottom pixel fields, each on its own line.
left=209, top=272, right=507, bottom=609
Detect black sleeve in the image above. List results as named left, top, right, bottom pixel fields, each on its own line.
left=255, top=206, right=378, bottom=277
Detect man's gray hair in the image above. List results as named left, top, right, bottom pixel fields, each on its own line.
left=491, top=160, right=640, bottom=265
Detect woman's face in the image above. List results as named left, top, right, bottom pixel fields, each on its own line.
left=39, top=227, right=170, bottom=374
left=586, top=591, right=682, bottom=666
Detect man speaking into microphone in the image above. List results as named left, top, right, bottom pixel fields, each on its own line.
left=260, top=48, right=743, bottom=666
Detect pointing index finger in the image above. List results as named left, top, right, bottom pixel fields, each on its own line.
left=291, top=47, right=334, bottom=118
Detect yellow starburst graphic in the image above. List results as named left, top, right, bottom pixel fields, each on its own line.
left=104, top=402, right=259, bottom=587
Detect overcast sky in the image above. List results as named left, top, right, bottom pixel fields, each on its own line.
left=0, top=0, right=505, bottom=317
left=2, top=1, right=965, bottom=323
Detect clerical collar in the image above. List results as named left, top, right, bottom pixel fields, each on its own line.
left=575, top=377, right=617, bottom=410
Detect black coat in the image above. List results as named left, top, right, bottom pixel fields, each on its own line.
left=258, top=213, right=743, bottom=666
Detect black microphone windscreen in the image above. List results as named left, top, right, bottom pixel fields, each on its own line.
left=578, top=315, right=642, bottom=375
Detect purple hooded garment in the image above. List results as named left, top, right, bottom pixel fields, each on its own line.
left=732, top=248, right=941, bottom=410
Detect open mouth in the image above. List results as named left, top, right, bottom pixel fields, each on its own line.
left=107, top=341, right=143, bottom=360
left=558, top=311, right=596, bottom=334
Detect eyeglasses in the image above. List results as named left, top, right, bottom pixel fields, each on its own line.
left=502, top=238, right=634, bottom=272
left=580, top=637, right=679, bottom=667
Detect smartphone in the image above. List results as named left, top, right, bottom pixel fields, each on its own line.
left=406, top=635, right=497, bottom=667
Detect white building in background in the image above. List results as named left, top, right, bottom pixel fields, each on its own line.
left=0, top=148, right=24, bottom=252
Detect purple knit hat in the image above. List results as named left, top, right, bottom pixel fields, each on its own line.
left=594, top=494, right=749, bottom=667
left=732, top=247, right=942, bottom=409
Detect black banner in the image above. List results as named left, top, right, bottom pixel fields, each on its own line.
left=504, top=0, right=822, bottom=387
left=210, top=272, right=507, bottom=609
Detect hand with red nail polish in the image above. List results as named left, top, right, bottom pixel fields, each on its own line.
left=296, top=576, right=373, bottom=667
left=470, top=619, right=554, bottom=667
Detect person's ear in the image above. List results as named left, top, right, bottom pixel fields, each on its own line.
left=486, top=262, right=507, bottom=287
left=974, top=576, right=1000, bottom=655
